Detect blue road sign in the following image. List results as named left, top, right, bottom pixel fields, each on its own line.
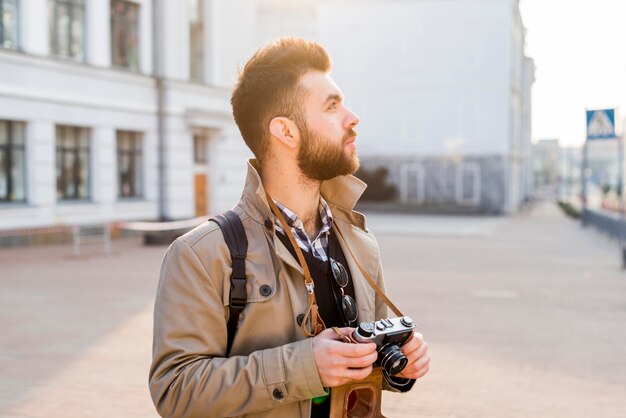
left=586, top=109, right=615, bottom=140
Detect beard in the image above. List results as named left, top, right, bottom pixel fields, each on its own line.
left=296, top=120, right=360, bottom=182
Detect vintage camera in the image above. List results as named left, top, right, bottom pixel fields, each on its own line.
left=352, top=316, right=415, bottom=376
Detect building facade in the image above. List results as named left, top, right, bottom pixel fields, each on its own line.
left=0, top=0, right=250, bottom=231
left=315, top=0, right=534, bottom=214
left=1, top=0, right=535, bottom=233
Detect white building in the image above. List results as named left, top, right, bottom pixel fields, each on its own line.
left=315, top=0, right=534, bottom=214
left=0, top=0, right=250, bottom=232
left=1, top=0, right=534, bottom=234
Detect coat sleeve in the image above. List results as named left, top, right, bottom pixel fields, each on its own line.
left=149, top=238, right=326, bottom=418
left=372, top=245, right=416, bottom=393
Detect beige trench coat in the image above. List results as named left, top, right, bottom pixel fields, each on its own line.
left=149, top=160, right=394, bottom=418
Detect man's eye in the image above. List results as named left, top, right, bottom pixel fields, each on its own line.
left=328, top=102, right=338, bottom=110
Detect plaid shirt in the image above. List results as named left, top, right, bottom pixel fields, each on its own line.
left=273, top=198, right=333, bottom=262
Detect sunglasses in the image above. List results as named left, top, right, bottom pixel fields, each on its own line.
left=329, top=258, right=359, bottom=325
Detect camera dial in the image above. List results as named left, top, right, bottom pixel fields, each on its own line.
left=400, top=316, right=414, bottom=327
left=356, top=322, right=374, bottom=338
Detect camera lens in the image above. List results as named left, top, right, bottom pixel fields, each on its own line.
left=378, top=344, right=408, bottom=376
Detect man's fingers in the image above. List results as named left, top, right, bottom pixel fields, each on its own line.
left=320, top=347, right=377, bottom=367
left=318, top=333, right=376, bottom=357
left=407, top=357, right=430, bottom=378
left=333, top=326, right=356, bottom=338
left=316, top=327, right=375, bottom=350
left=402, top=341, right=429, bottom=371
left=414, top=362, right=430, bottom=379
left=317, top=327, right=347, bottom=341
left=396, top=352, right=430, bottom=379
left=405, top=351, right=430, bottom=372
left=343, top=365, right=374, bottom=382
left=312, top=328, right=377, bottom=388
left=338, top=341, right=377, bottom=357
left=393, top=333, right=430, bottom=380
left=404, top=340, right=428, bottom=361
left=398, top=363, right=429, bottom=380
left=400, top=332, right=424, bottom=356
left=344, top=350, right=378, bottom=368
left=323, top=364, right=374, bottom=387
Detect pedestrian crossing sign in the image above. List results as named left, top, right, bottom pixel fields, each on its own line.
left=586, top=109, right=615, bottom=140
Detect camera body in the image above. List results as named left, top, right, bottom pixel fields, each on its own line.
left=352, top=316, right=415, bottom=375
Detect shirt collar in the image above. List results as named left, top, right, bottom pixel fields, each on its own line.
left=273, top=197, right=334, bottom=239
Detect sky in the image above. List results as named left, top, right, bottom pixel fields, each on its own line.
left=519, top=0, right=626, bottom=147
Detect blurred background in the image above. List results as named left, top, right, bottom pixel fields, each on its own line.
left=1, top=0, right=625, bottom=417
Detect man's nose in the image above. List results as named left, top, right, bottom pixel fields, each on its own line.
left=344, top=108, right=360, bottom=129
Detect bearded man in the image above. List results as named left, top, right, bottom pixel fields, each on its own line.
left=149, top=37, right=430, bottom=418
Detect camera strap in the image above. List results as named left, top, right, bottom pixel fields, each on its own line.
left=332, top=224, right=404, bottom=318
left=267, top=193, right=326, bottom=337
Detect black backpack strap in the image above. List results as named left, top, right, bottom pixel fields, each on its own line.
left=209, top=210, right=248, bottom=357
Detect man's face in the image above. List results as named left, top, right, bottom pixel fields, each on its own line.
left=294, top=71, right=360, bottom=181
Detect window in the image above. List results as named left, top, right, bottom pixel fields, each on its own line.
left=0, top=121, right=26, bottom=202
left=193, top=133, right=208, bottom=164
left=117, top=130, right=142, bottom=198
left=400, top=163, right=425, bottom=203
left=189, top=0, right=203, bottom=82
left=56, top=126, right=90, bottom=200
left=48, top=0, right=85, bottom=61
left=111, top=0, right=139, bottom=71
left=0, top=0, right=18, bottom=50
left=456, top=162, right=481, bottom=206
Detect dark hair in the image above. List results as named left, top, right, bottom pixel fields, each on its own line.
left=231, top=37, right=331, bottom=162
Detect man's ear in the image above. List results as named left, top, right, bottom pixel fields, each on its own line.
left=269, top=116, right=299, bottom=149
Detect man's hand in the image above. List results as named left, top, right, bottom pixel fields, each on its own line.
left=312, top=327, right=377, bottom=387
left=394, top=331, right=430, bottom=380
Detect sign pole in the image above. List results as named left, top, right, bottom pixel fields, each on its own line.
left=585, top=108, right=625, bottom=267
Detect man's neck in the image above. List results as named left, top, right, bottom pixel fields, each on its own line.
left=261, top=161, right=323, bottom=239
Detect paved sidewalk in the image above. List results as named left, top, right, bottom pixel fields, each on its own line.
left=0, top=240, right=162, bottom=418
left=379, top=202, right=626, bottom=417
left=1, top=201, right=625, bottom=417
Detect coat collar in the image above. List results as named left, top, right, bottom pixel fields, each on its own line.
left=237, top=159, right=381, bottom=320
left=238, top=159, right=369, bottom=230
